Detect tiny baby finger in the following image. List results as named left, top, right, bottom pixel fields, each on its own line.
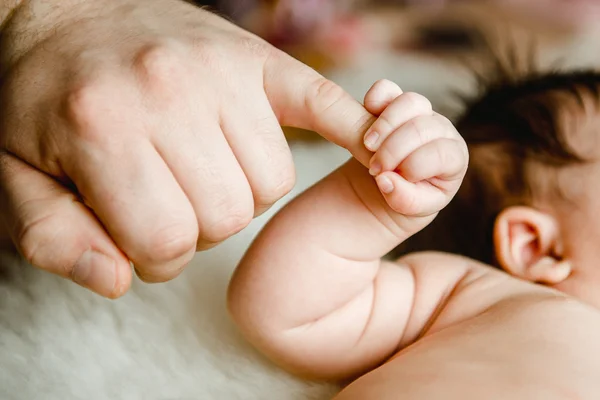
left=363, top=79, right=403, bottom=117
left=398, top=138, right=468, bottom=186
left=363, top=92, right=433, bottom=152
left=376, top=171, right=447, bottom=216
left=369, top=115, right=446, bottom=176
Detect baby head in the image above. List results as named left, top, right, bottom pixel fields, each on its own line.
left=393, top=65, right=600, bottom=307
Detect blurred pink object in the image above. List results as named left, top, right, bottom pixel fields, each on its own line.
left=405, top=0, right=600, bottom=27
left=265, top=0, right=365, bottom=49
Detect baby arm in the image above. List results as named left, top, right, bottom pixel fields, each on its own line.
left=227, top=80, right=469, bottom=381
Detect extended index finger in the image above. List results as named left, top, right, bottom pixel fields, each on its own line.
left=263, top=50, right=374, bottom=167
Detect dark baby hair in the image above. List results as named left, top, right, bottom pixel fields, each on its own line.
left=389, top=64, right=600, bottom=266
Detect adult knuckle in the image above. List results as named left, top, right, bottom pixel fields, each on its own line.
left=256, top=165, right=296, bottom=206
left=17, top=216, right=47, bottom=268
left=201, top=202, right=253, bottom=244
left=16, top=209, right=71, bottom=276
left=251, top=114, right=285, bottom=144
left=145, top=223, right=197, bottom=263
left=64, top=81, right=109, bottom=141
left=305, top=76, right=348, bottom=116
left=135, top=262, right=189, bottom=284
left=276, top=167, right=297, bottom=197
left=134, top=42, right=187, bottom=89
left=252, top=129, right=296, bottom=204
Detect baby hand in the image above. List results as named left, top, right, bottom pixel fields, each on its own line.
left=362, top=80, right=468, bottom=218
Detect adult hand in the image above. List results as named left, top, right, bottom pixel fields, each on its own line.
left=0, top=0, right=374, bottom=298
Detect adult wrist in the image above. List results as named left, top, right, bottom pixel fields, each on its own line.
left=0, top=0, right=97, bottom=74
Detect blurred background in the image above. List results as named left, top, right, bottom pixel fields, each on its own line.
left=197, top=0, right=600, bottom=126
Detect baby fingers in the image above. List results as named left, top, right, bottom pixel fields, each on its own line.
left=363, top=79, right=403, bottom=116
left=375, top=172, right=450, bottom=217
left=363, top=92, right=433, bottom=152
left=398, top=138, right=468, bottom=187
left=374, top=138, right=468, bottom=217
left=368, top=113, right=453, bottom=176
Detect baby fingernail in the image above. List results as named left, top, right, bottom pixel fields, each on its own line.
left=73, top=250, right=117, bottom=297
left=364, top=131, right=380, bottom=150
left=369, top=161, right=382, bottom=176
left=377, top=175, right=394, bottom=194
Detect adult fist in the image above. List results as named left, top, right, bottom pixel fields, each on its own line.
left=0, top=0, right=374, bottom=298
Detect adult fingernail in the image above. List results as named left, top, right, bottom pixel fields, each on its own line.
left=73, top=250, right=117, bottom=297
left=369, top=161, right=382, bottom=176
left=364, top=131, right=380, bottom=151
left=377, top=175, right=394, bottom=194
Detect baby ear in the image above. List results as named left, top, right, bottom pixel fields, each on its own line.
left=494, top=206, right=571, bottom=285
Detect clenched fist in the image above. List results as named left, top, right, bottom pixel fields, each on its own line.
left=363, top=79, right=468, bottom=219
left=0, top=0, right=374, bottom=298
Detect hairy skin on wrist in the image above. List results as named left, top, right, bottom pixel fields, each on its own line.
left=0, top=0, right=214, bottom=78
left=0, top=0, right=119, bottom=74
left=1, top=0, right=24, bottom=27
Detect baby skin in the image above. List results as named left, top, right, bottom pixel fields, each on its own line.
left=228, top=80, right=600, bottom=399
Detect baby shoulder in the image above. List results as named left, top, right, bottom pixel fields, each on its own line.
left=392, top=251, right=569, bottom=342
left=394, top=250, right=496, bottom=276
left=396, top=250, right=556, bottom=301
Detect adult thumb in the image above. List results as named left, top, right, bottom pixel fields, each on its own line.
left=0, top=152, right=131, bottom=298
left=263, top=51, right=375, bottom=167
